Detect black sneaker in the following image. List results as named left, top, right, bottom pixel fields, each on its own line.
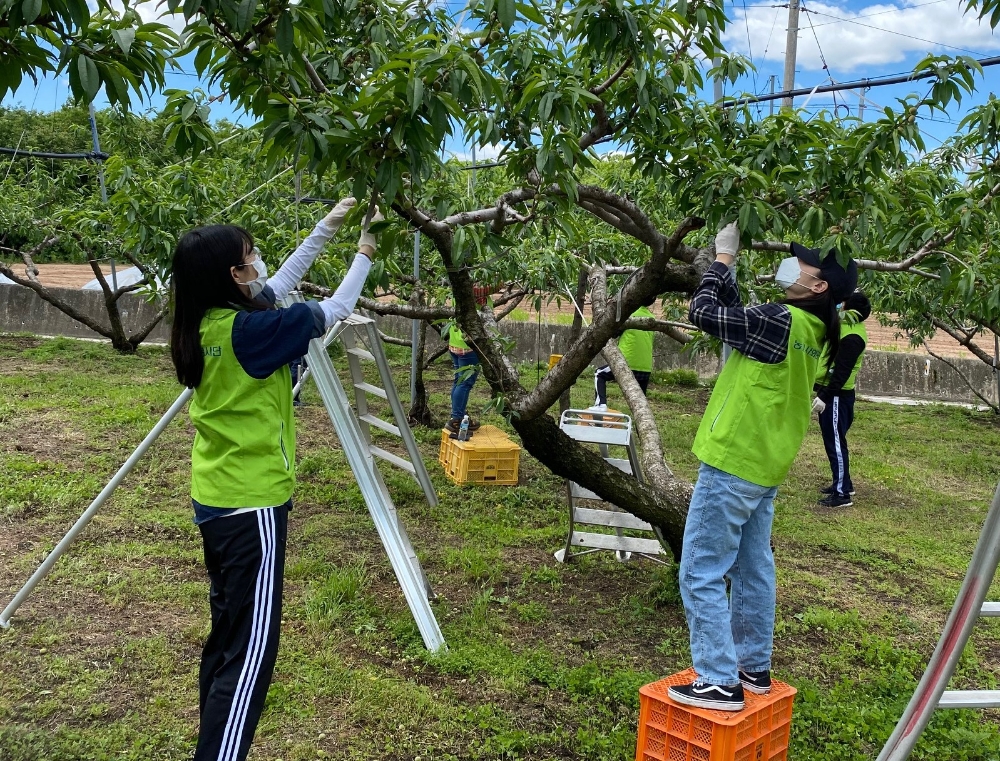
left=738, top=670, right=772, bottom=695
left=820, top=485, right=855, bottom=496
left=818, top=494, right=853, bottom=507
left=667, top=680, right=744, bottom=711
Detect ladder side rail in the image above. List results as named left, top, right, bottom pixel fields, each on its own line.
left=359, top=321, right=439, bottom=508
left=287, top=295, right=445, bottom=652
left=340, top=326, right=374, bottom=444
left=291, top=325, right=343, bottom=399
left=876, top=482, right=1000, bottom=761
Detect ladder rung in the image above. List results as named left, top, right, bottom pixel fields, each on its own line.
left=354, top=382, right=388, bottom=399
left=358, top=414, right=401, bottom=436
left=572, top=508, right=653, bottom=531
left=981, top=602, right=1000, bottom=617
left=369, top=445, right=416, bottom=474
left=938, top=690, right=1000, bottom=708
left=347, top=346, right=376, bottom=361
left=570, top=531, right=665, bottom=555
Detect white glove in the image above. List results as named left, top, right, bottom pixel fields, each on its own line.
left=322, top=197, right=357, bottom=230
left=357, top=206, right=384, bottom=252
left=811, top=397, right=826, bottom=415
left=715, top=221, right=740, bottom=257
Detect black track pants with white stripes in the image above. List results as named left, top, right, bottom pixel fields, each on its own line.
left=819, top=391, right=856, bottom=498
left=195, top=504, right=288, bottom=761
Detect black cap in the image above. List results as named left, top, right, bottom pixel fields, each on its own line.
left=790, top=242, right=858, bottom=303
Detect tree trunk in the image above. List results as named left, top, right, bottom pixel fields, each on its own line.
left=408, top=318, right=434, bottom=426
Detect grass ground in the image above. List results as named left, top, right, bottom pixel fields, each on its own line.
left=1, top=333, right=999, bottom=761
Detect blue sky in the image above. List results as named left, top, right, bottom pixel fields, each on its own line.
left=2, top=0, right=998, bottom=154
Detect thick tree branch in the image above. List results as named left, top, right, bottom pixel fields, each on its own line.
left=922, top=340, right=998, bottom=413
left=925, top=313, right=993, bottom=365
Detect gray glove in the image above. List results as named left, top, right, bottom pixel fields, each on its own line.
left=715, top=221, right=740, bottom=258
left=322, top=197, right=357, bottom=230
left=358, top=206, right=384, bottom=252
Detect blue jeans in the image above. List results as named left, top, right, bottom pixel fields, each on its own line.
left=450, top=351, right=480, bottom=420
left=679, top=462, right=778, bottom=686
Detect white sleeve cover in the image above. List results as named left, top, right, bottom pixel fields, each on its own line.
left=268, top=219, right=338, bottom=302
left=318, top=253, right=373, bottom=328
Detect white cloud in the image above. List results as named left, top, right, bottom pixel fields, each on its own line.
left=449, top=143, right=504, bottom=162
left=722, top=0, right=1000, bottom=73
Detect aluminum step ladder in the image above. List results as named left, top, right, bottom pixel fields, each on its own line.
left=292, top=313, right=437, bottom=508
left=553, top=409, right=668, bottom=565
left=285, top=293, right=445, bottom=652
left=877, top=481, right=1000, bottom=760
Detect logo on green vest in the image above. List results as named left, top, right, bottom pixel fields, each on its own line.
left=203, top=345, right=222, bottom=357
left=792, top=339, right=821, bottom=359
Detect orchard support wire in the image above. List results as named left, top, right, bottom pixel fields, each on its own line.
left=0, top=388, right=194, bottom=629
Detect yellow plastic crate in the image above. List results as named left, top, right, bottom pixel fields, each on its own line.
left=438, top=425, right=520, bottom=485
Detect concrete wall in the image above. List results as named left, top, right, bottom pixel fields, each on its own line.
left=1, top=283, right=996, bottom=407
left=377, top=314, right=999, bottom=408
left=0, top=283, right=170, bottom=343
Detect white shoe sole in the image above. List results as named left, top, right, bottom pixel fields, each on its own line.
left=668, top=688, right=744, bottom=712
left=739, top=680, right=772, bottom=695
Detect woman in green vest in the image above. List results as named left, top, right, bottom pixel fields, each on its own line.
left=668, top=223, right=856, bottom=712
left=169, top=198, right=379, bottom=761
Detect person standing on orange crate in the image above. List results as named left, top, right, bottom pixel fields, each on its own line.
left=669, top=222, right=856, bottom=711
left=444, top=291, right=489, bottom=438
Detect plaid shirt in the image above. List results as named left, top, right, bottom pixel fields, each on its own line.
left=688, top=262, right=792, bottom=365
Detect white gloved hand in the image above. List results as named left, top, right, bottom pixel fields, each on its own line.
left=811, top=397, right=827, bottom=415
left=322, top=197, right=357, bottom=230
left=357, top=206, right=384, bottom=253
left=714, top=221, right=740, bottom=257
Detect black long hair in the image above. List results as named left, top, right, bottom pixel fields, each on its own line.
left=784, top=289, right=841, bottom=373
left=170, top=225, right=257, bottom=388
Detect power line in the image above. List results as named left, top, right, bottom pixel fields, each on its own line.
left=722, top=53, right=1000, bottom=107
left=809, top=0, right=948, bottom=29
left=802, top=7, right=992, bottom=58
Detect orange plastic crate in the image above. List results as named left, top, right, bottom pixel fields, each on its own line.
left=635, top=669, right=796, bottom=761
left=438, top=425, right=520, bottom=485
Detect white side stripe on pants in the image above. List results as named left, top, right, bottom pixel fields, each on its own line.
left=832, top=398, right=845, bottom=495
left=217, top=508, right=276, bottom=761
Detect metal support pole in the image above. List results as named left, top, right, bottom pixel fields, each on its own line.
left=409, top=232, right=420, bottom=404
left=713, top=58, right=723, bottom=103
left=858, top=87, right=867, bottom=122
left=110, top=258, right=118, bottom=292
left=0, top=388, right=193, bottom=629
left=88, top=103, right=108, bottom=204
left=782, top=0, right=801, bottom=110
left=876, top=482, right=1000, bottom=760
left=769, top=75, right=777, bottom=117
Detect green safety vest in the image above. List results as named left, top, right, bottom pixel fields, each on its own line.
left=448, top=325, right=471, bottom=351
left=619, top=306, right=655, bottom=373
left=189, top=308, right=296, bottom=508
left=815, top=320, right=868, bottom=391
left=692, top=306, right=826, bottom=487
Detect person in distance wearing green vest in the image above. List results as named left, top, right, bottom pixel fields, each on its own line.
left=169, top=198, right=380, bottom=761
left=815, top=290, right=870, bottom=508
left=667, top=223, right=857, bottom=712
left=589, top=297, right=656, bottom=411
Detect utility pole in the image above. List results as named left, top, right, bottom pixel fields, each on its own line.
left=782, top=0, right=801, bottom=110
left=769, top=75, right=776, bottom=117
left=713, top=57, right=723, bottom=103
left=88, top=102, right=116, bottom=291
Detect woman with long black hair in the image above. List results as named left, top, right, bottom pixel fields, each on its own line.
left=169, top=198, right=379, bottom=761
left=669, top=226, right=856, bottom=712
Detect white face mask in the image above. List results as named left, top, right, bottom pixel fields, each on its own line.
left=774, top=257, right=802, bottom=290
left=246, top=256, right=268, bottom=298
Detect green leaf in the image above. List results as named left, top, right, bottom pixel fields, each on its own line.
left=235, top=0, right=257, bottom=34
left=276, top=13, right=294, bottom=55
left=498, top=0, right=515, bottom=30
left=77, top=55, right=100, bottom=102
left=21, top=0, right=42, bottom=24
left=111, top=28, right=136, bottom=56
